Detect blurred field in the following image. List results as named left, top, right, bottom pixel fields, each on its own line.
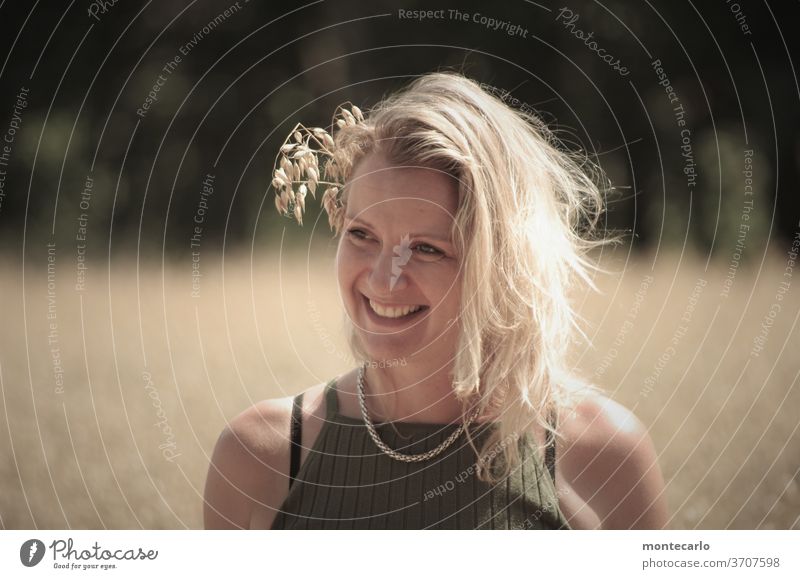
left=1, top=246, right=798, bottom=529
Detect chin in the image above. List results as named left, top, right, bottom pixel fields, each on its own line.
left=355, top=334, right=414, bottom=366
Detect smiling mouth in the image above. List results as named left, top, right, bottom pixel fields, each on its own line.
left=367, top=297, right=428, bottom=319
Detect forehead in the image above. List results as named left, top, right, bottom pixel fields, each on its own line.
left=345, top=153, right=459, bottom=221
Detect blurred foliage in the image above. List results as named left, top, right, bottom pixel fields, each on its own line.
left=0, top=0, right=796, bottom=262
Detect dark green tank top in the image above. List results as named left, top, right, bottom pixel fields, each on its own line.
left=271, top=378, right=569, bottom=529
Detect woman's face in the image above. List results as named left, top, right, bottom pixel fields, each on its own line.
left=336, top=152, right=462, bottom=365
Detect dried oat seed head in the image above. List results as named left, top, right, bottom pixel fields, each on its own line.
left=271, top=107, right=365, bottom=227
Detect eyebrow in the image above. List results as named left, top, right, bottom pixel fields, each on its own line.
left=345, top=215, right=454, bottom=245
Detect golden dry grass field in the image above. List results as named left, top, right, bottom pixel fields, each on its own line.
left=1, top=246, right=798, bottom=529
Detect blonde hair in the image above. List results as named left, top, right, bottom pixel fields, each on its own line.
left=327, top=72, right=609, bottom=483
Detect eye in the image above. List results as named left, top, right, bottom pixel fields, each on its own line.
left=412, top=243, right=444, bottom=259
left=346, top=228, right=370, bottom=241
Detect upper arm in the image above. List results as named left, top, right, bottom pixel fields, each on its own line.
left=559, top=393, right=670, bottom=529
left=203, top=399, right=291, bottom=529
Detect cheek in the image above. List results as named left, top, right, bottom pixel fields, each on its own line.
left=443, top=267, right=463, bottom=316
left=420, top=265, right=461, bottom=313
left=444, top=285, right=462, bottom=318
left=336, top=242, right=360, bottom=297
left=336, top=243, right=349, bottom=280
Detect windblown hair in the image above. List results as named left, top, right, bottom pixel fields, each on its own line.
left=327, top=72, right=609, bottom=483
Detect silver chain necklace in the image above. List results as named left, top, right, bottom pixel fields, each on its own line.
left=357, top=363, right=482, bottom=462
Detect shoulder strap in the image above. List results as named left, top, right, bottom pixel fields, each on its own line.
left=288, top=392, right=304, bottom=489
left=324, top=377, right=339, bottom=417
left=545, top=409, right=557, bottom=485
left=288, top=379, right=338, bottom=489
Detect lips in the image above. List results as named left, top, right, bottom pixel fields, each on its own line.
left=361, top=294, right=429, bottom=324
left=369, top=299, right=424, bottom=318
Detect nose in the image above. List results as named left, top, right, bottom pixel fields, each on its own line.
left=367, top=242, right=409, bottom=295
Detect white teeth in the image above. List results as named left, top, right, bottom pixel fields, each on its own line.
left=369, top=299, right=423, bottom=318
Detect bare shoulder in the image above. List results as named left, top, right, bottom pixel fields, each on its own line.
left=556, top=385, right=670, bottom=529
left=202, top=382, right=328, bottom=529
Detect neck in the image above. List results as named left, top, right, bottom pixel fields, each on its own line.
left=359, top=358, right=468, bottom=424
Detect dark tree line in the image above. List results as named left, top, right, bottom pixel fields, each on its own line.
left=0, top=0, right=796, bottom=262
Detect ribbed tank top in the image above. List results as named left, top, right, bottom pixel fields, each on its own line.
left=271, top=378, right=570, bottom=529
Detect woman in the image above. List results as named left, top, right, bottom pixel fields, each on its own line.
left=203, top=72, right=669, bottom=529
